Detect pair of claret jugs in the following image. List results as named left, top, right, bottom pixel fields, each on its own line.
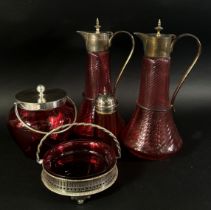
left=9, top=18, right=201, bottom=161
left=76, top=18, right=201, bottom=160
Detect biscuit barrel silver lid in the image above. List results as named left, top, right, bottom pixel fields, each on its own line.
left=15, top=84, right=67, bottom=111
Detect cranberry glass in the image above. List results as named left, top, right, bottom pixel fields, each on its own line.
left=43, top=139, right=116, bottom=179
left=8, top=100, right=75, bottom=159
left=75, top=51, right=117, bottom=137
left=75, top=23, right=134, bottom=139
left=95, top=111, right=124, bottom=143
left=122, top=57, right=183, bottom=160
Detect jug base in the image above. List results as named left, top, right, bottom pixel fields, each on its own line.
left=128, top=147, right=182, bottom=160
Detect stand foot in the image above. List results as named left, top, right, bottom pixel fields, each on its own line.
left=71, top=196, right=91, bottom=204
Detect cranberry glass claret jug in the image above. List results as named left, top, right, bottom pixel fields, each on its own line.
left=122, top=20, right=201, bottom=160
left=75, top=18, right=134, bottom=137
left=8, top=85, right=77, bottom=159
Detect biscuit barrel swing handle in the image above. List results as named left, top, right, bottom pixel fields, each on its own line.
left=14, top=96, right=77, bottom=134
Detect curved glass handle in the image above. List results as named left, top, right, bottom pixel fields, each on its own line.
left=109, top=31, right=135, bottom=94
left=171, top=33, right=202, bottom=106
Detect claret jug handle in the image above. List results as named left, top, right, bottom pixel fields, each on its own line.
left=109, top=31, right=135, bottom=94
left=170, top=33, right=202, bottom=107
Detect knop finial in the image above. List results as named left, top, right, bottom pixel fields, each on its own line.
left=155, top=19, right=163, bottom=36
left=95, top=18, right=101, bottom=33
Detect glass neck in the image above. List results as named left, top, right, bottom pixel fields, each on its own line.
left=84, top=51, right=113, bottom=99
left=138, top=56, right=171, bottom=110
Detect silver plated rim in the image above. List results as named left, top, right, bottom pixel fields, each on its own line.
left=16, top=97, right=67, bottom=111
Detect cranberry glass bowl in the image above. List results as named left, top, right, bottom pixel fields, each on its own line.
left=37, top=123, right=120, bottom=204
left=43, top=140, right=116, bottom=179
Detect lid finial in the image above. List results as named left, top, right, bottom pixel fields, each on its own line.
left=155, top=19, right=163, bottom=37
left=95, top=18, right=101, bottom=34
left=37, top=84, right=46, bottom=103
left=37, top=84, right=45, bottom=95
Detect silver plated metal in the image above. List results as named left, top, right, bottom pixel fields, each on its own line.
left=15, top=84, right=67, bottom=111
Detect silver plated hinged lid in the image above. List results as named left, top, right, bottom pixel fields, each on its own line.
left=15, top=84, right=67, bottom=111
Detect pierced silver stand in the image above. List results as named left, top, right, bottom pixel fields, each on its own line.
left=36, top=123, right=121, bottom=204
